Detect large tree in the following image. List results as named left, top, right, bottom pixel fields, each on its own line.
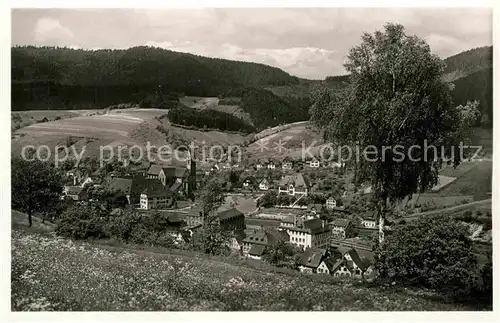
left=376, top=214, right=479, bottom=299
left=12, top=157, right=64, bottom=227
left=199, top=177, right=226, bottom=218
left=311, top=23, right=477, bottom=244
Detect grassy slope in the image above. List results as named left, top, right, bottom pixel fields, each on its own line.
left=436, top=161, right=492, bottom=200
left=11, top=228, right=483, bottom=311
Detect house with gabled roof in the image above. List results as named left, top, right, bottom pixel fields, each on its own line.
left=259, top=178, right=270, bottom=191
left=267, top=159, right=277, bottom=169
left=298, top=248, right=328, bottom=273
left=278, top=173, right=309, bottom=196
left=147, top=164, right=188, bottom=190
left=329, top=247, right=369, bottom=277
left=281, top=156, right=294, bottom=170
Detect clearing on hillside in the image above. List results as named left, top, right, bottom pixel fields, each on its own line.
left=247, top=122, right=323, bottom=160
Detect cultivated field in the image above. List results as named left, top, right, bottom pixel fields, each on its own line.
left=12, top=109, right=169, bottom=159
left=11, top=229, right=481, bottom=311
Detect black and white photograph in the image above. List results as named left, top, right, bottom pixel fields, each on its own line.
left=5, top=3, right=497, bottom=316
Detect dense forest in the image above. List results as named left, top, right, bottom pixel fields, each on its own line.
left=443, top=46, right=492, bottom=76
left=168, top=104, right=256, bottom=133
left=443, top=46, right=493, bottom=126
left=239, top=87, right=311, bottom=129
left=11, top=45, right=493, bottom=128
left=11, top=46, right=299, bottom=111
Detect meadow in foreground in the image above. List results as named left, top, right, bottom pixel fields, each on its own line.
left=11, top=230, right=479, bottom=311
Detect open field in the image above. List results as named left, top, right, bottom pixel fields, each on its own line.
left=160, top=115, right=250, bottom=146
left=436, top=160, right=492, bottom=200
left=11, top=229, right=482, bottom=311
left=247, top=122, right=323, bottom=160
left=12, top=109, right=169, bottom=159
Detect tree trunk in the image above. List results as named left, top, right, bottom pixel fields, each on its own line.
left=28, top=210, right=32, bottom=227
left=378, top=200, right=386, bottom=245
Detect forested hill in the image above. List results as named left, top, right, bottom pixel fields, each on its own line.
left=11, top=46, right=299, bottom=111
left=442, top=46, right=492, bottom=80
left=442, top=46, right=493, bottom=126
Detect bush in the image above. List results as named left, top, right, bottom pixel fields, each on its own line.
left=56, top=204, right=108, bottom=240
left=376, top=214, right=481, bottom=300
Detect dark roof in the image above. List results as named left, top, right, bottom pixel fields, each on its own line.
left=249, top=244, right=266, bottom=256
left=166, top=213, right=185, bottom=224
left=147, top=164, right=163, bottom=176
left=332, top=218, right=350, bottom=228
left=323, top=257, right=338, bottom=271
left=266, top=228, right=289, bottom=244
left=348, top=249, right=369, bottom=271
left=300, top=248, right=327, bottom=268
left=142, top=181, right=172, bottom=198
left=148, top=164, right=188, bottom=178
left=162, top=167, right=188, bottom=179
left=303, top=218, right=330, bottom=234
left=278, top=173, right=309, bottom=188
left=107, top=178, right=133, bottom=195
left=217, top=208, right=243, bottom=221
left=243, top=231, right=268, bottom=245
left=259, top=178, right=270, bottom=185
left=329, top=258, right=345, bottom=272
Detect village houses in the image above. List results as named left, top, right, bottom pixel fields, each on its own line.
left=139, top=181, right=175, bottom=210
left=281, top=217, right=331, bottom=250
left=361, top=212, right=377, bottom=228
left=242, top=228, right=289, bottom=259
left=326, top=196, right=337, bottom=209
left=331, top=218, right=352, bottom=240
left=307, top=156, right=320, bottom=168
left=278, top=173, right=309, bottom=196
left=259, top=178, right=270, bottom=191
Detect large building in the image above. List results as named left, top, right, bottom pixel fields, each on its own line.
left=284, top=218, right=331, bottom=250
left=139, top=182, right=175, bottom=210
left=186, top=207, right=245, bottom=231
left=278, top=173, right=310, bottom=196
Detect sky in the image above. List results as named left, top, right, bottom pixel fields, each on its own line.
left=11, top=8, right=492, bottom=79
